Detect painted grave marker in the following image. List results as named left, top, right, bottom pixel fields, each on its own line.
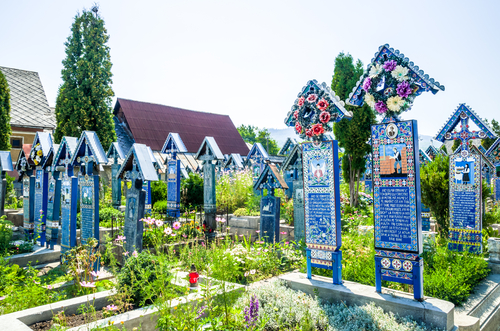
left=195, top=137, right=224, bottom=235
left=118, top=144, right=159, bottom=254
left=224, top=153, right=244, bottom=172
left=71, top=131, right=108, bottom=250
left=284, top=79, right=351, bottom=284
left=282, top=144, right=305, bottom=242
left=435, top=104, right=496, bottom=253
left=16, top=146, right=35, bottom=236
left=29, top=132, right=53, bottom=245
left=0, top=152, right=13, bottom=217
left=107, top=142, right=125, bottom=210
left=346, top=44, right=445, bottom=300
left=254, top=164, right=288, bottom=244
left=161, top=133, right=188, bottom=218
left=45, top=144, right=61, bottom=249
left=53, top=137, right=78, bottom=253
left=246, top=143, right=270, bottom=195
left=419, top=149, right=433, bottom=232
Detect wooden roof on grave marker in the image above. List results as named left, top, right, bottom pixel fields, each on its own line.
left=346, top=43, right=445, bottom=108
left=43, top=144, right=59, bottom=169
left=147, top=146, right=161, bottom=172
left=0, top=152, right=14, bottom=172
left=282, top=144, right=302, bottom=171
left=107, top=142, right=126, bottom=160
left=70, top=131, right=108, bottom=166
left=117, top=144, right=159, bottom=182
left=284, top=80, right=352, bottom=128
left=419, top=149, right=432, bottom=165
left=195, top=137, right=224, bottom=161
left=224, top=153, right=244, bottom=169
left=53, top=137, right=78, bottom=169
left=29, top=132, right=53, bottom=168
left=470, top=144, right=496, bottom=173
left=486, top=138, right=500, bottom=166
left=278, top=138, right=298, bottom=156
left=161, top=132, right=188, bottom=154
left=253, top=163, right=289, bottom=191
left=435, top=104, right=496, bottom=144
left=246, top=143, right=269, bottom=162
left=425, top=144, right=446, bottom=159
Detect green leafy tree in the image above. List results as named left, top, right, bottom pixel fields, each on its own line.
left=255, top=128, right=279, bottom=155
left=420, top=154, right=449, bottom=236
left=237, top=125, right=257, bottom=144
left=452, top=139, right=461, bottom=153
left=54, top=5, right=116, bottom=150
left=0, top=70, right=11, bottom=150
left=331, top=53, right=376, bottom=207
left=481, top=118, right=500, bottom=150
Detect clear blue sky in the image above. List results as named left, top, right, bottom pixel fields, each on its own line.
left=1, top=1, right=499, bottom=137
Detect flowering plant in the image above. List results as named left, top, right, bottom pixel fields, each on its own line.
left=289, top=83, right=346, bottom=142
left=360, top=55, right=419, bottom=118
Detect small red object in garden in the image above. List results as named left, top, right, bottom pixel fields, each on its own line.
left=189, top=264, right=199, bottom=288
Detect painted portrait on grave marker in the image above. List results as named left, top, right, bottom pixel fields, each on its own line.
left=454, top=159, right=474, bottom=185
left=48, top=181, right=55, bottom=203
left=35, top=170, right=42, bottom=189
left=309, top=158, right=327, bottom=186
left=379, top=143, right=407, bottom=178
left=23, top=178, right=29, bottom=197
left=82, top=186, right=93, bottom=205
left=62, top=182, right=70, bottom=206
left=128, top=197, right=136, bottom=218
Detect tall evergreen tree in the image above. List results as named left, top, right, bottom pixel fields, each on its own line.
left=331, top=53, right=376, bottom=207
left=0, top=70, right=12, bottom=151
left=481, top=118, right=500, bottom=150
left=54, top=5, right=116, bottom=150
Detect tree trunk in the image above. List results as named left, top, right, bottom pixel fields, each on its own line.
left=348, top=156, right=355, bottom=207
left=354, top=169, right=360, bottom=207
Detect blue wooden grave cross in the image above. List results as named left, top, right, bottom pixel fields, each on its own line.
left=253, top=163, right=288, bottom=244
left=107, top=142, right=125, bottom=210
left=161, top=133, right=187, bottom=218
left=15, top=147, right=35, bottom=237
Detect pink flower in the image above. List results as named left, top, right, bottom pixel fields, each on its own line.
left=115, top=235, right=126, bottom=243
left=47, top=285, right=53, bottom=290
left=201, top=242, right=206, bottom=247
left=239, top=234, right=244, bottom=237
left=256, top=230, right=260, bottom=233
left=280, top=231, right=287, bottom=235
left=90, top=271, right=101, bottom=279
left=297, top=96, right=305, bottom=106
left=285, top=241, right=290, bottom=245
left=305, top=129, right=313, bottom=137
left=105, top=304, right=118, bottom=311
left=316, top=98, right=329, bottom=111
left=306, top=94, right=318, bottom=103
left=244, top=271, right=249, bottom=277
left=132, top=251, right=138, bottom=258
left=293, top=110, right=299, bottom=119
left=164, top=227, right=172, bottom=235
left=312, top=123, right=325, bottom=136
left=155, top=219, right=164, bottom=227
left=182, top=234, right=187, bottom=238
left=295, top=122, right=302, bottom=134
left=171, top=233, right=176, bottom=237
left=80, top=281, right=96, bottom=288
left=250, top=270, right=256, bottom=275
left=319, top=111, right=330, bottom=123
left=173, top=221, right=181, bottom=230
left=216, top=217, right=226, bottom=223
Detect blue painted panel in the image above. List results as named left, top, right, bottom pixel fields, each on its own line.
left=79, top=174, right=100, bottom=246
left=421, top=204, right=431, bottom=232
left=61, top=176, right=78, bottom=254
left=167, top=159, right=181, bottom=217
left=34, top=168, right=48, bottom=245
left=260, top=196, right=280, bottom=244
left=23, top=175, right=35, bottom=235
left=143, top=181, right=152, bottom=214
left=448, top=153, right=482, bottom=253
left=46, top=176, right=61, bottom=249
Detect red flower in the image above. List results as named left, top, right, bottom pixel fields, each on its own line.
left=305, top=129, right=314, bottom=137
left=306, top=94, right=318, bottom=103
left=297, top=97, right=305, bottom=106
left=316, top=98, right=329, bottom=111
left=312, top=123, right=325, bottom=135
left=293, top=110, right=299, bottom=119
left=319, top=111, right=331, bottom=123
left=295, top=122, right=302, bottom=133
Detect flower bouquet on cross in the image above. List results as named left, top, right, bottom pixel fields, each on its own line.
left=287, top=80, right=352, bottom=142
left=346, top=44, right=445, bottom=121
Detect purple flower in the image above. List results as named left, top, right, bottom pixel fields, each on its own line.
left=196, top=305, right=206, bottom=319
left=244, top=295, right=259, bottom=328
left=80, top=281, right=96, bottom=288
left=362, top=77, right=371, bottom=92
left=375, top=101, right=387, bottom=114
left=383, top=60, right=397, bottom=72
left=396, top=81, right=412, bottom=98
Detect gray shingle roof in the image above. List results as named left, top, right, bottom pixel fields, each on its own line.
left=0, top=66, right=55, bottom=129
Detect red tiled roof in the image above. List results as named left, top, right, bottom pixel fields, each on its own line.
left=114, top=98, right=249, bottom=155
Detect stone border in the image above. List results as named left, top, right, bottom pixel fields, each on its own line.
left=7, top=244, right=61, bottom=268
left=279, top=272, right=455, bottom=331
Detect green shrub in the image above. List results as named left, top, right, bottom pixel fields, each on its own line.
left=216, top=169, right=254, bottom=213
left=181, top=173, right=203, bottom=207
left=233, top=208, right=259, bottom=217
left=0, top=216, right=13, bottom=253
left=117, top=251, right=170, bottom=306
left=151, top=180, right=167, bottom=205
left=153, top=200, right=168, bottom=214
left=99, top=206, right=124, bottom=228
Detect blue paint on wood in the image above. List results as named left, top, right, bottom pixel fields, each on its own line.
left=372, top=120, right=423, bottom=300
left=61, top=176, right=78, bottom=255
left=46, top=175, right=61, bottom=249
left=34, top=168, right=49, bottom=245
left=167, top=159, right=181, bottom=218
left=260, top=195, right=280, bottom=244
left=143, top=181, right=152, bottom=214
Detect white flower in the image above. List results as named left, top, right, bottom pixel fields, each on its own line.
left=364, top=93, right=375, bottom=108
left=369, top=64, right=383, bottom=77
left=36, top=156, right=41, bottom=162
left=386, top=96, right=405, bottom=112
left=391, top=65, right=409, bottom=81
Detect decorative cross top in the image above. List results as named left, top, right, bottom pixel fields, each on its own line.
left=435, top=104, right=496, bottom=157
left=254, top=163, right=288, bottom=196
left=77, top=145, right=95, bottom=176
left=125, top=159, right=143, bottom=183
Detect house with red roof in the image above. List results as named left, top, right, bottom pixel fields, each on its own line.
left=113, top=98, right=249, bottom=167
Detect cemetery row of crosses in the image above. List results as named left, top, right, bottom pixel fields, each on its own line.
left=1, top=43, right=500, bottom=331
